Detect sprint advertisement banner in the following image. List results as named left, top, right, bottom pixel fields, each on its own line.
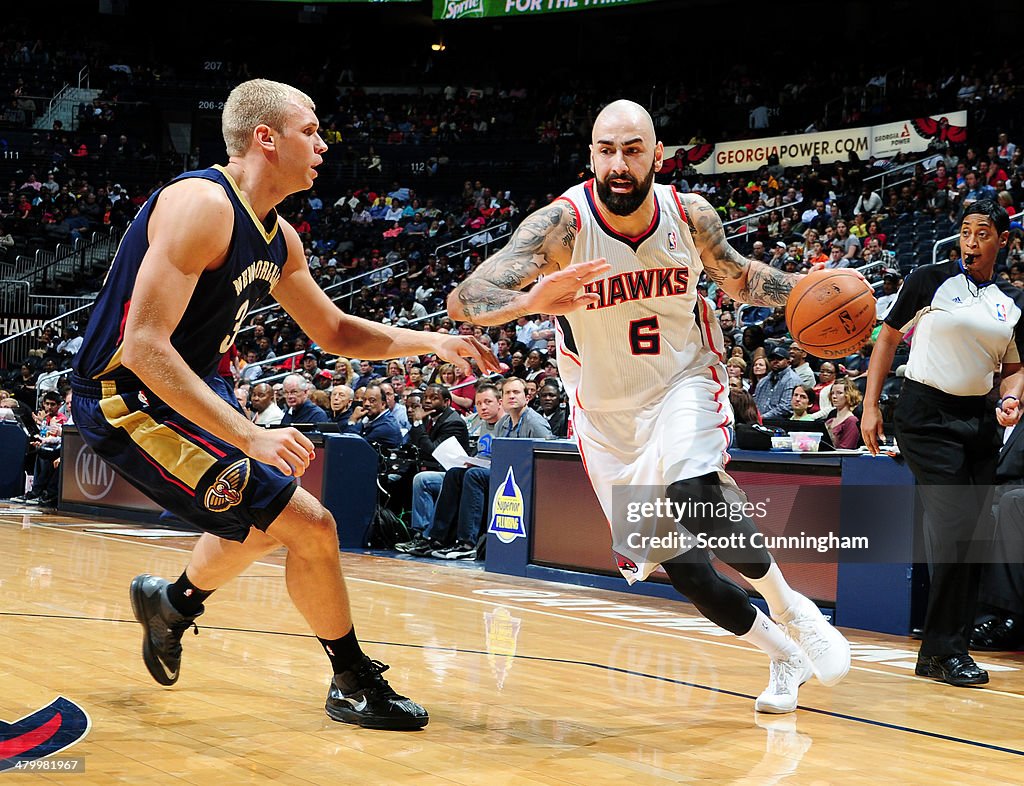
left=661, top=111, right=967, bottom=178
left=434, top=0, right=659, bottom=20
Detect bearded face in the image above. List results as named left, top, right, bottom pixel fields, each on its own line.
left=594, top=159, right=656, bottom=216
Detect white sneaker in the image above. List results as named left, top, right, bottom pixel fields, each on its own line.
left=755, top=651, right=812, bottom=714
left=778, top=596, right=850, bottom=687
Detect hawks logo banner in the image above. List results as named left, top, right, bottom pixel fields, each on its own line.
left=0, top=697, right=91, bottom=772
left=204, top=458, right=251, bottom=512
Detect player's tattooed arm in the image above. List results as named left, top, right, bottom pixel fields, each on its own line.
left=686, top=195, right=799, bottom=307
left=447, top=201, right=577, bottom=324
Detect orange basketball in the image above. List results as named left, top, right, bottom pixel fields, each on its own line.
left=784, top=269, right=876, bottom=359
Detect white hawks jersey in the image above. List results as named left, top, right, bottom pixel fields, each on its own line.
left=555, top=180, right=726, bottom=412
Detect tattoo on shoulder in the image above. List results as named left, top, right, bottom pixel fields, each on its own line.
left=453, top=203, right=572, bottom=318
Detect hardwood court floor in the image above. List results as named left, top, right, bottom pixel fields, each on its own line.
left=2, top=506, right=1023, bottom=785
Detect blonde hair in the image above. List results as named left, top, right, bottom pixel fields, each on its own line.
left=726, top=357, right=747, bottom=372
left=222, top=79, right=315, bottom=157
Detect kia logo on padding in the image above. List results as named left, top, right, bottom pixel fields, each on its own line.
left=74, top=446, right=115, bottom=500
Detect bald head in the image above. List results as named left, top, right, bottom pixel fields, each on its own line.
left=590, top=99, right=663, bottom=217
left=592, top=100, right=657, bottom=147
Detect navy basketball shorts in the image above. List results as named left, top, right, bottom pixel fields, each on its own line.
left=71, top=374, right=296, bottom=542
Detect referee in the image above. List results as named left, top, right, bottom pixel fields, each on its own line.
left=862, top=199, right=1024, bottom=687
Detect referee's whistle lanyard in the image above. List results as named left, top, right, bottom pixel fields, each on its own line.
left=959, top=259, right=996, bottom=294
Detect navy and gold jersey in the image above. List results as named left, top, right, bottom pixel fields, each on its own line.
left=74, top=165, right=289, bottom=384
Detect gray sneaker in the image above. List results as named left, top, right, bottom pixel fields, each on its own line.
left=129, top=574, right=202, bottom=686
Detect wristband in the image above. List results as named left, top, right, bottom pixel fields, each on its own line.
left=1000, top=395, right=1019, bottom=407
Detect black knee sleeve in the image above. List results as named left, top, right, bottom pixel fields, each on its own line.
left=662, top=557, right=756, bottom=635
left=665, top=473, right=770, bottom=578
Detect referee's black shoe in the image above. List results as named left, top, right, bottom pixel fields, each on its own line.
left=325, top=656, right=429, bottom=730
left=914, top=653, right=989, bottom=687
left=129, top=574, right=202, bottom=686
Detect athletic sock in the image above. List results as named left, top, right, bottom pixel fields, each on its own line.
left=742, top=559, right=802, bottom=619
left=739, top=607, right=801, bottom=660
left=166, top=571, right=213, bottom=617
left=318, top=627, right=365, bottom=675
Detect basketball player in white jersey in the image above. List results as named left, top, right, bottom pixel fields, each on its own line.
left=448, top=100, right=850, bottom=714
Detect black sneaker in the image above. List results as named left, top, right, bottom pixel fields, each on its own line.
left=325, top=656, right=429, bottom=730
left=129, top=574, right=202, bottom=686
left=394, top=534, right=428, bottom=554
left=431, top=541, right=479, bottom=560
left=408, top=538, right=445, bottom=557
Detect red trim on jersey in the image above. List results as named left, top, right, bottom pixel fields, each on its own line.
left=697, top=295, right=724, bottom=362
left=583, top=179, right=660, bottom=243
left=166, top=420, right=228, bottom=458
left=697, top=295, right=732, bottom=459
left=137, top=449, right=196, bottom=496
left=573, top=430, right=615, bottom=534
left=116, top=299, right=132, bottom=345
left=557, top=195, right=581, bottom=234
left=670, top=186, right=692, bottom=227
left=555, top=321, right=582, bottom=367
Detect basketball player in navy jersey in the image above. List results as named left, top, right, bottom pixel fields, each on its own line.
left=72, top=79, right=497, bottom=730
left=449, top=100, right=850, bottom=714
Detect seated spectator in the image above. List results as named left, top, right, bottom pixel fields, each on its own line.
left=345, top=383, right=402, bottom=449
left=415, top=377, right=551, bottom=560
left=726, top=357, right=749, bottom=391
left=788, top=342, right=815, bottom=387
left=536, top=379, right=568, bottom=438
left=399, top=382, right=505, bottom=558
left=753, top=346, right=801, bottom=419
left=436, top=362, right=475, bottom=414
left=790, top=385, right=817, bottom=421
left=11, top=390, right=65, bottom=507
left=523, top=349, right=549, bottom=383
left=749, top=353, right=769, bottom=390
left=729, top=387, right=761, bottom=425
left=824, top=379, right=862, bottom=449
left=379, top=381, right=411, bottom=437
left=249, top=381, right=284, bottom=426
left=395, top=384, right=471, bottom=547
left=280, top=374, right=329, bottom=425
left=495, top=376, right=552, bottom=438
left=811, top=361, right=838, bottom=417
left=309, top=388, right=331, bottom=412
left=328, top=384, right=355, bottom=424
left=824, top=244, right=851, bottom=269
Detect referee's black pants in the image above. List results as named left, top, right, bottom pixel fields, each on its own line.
left=894, top=379, right=1000, bottom=657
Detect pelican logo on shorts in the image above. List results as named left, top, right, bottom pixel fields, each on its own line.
left=204, top=459, right=251, bottom=512
left=615, top=553, right=639, bottom=574
left=0, top=696, right=91, bottom=772
left=667, top=231, right=677, bottom=251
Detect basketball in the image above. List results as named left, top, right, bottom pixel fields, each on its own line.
left=785, top=269, right=877, bottom=359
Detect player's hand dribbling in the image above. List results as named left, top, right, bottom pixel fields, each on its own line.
left=248, top=427, right=316, bottom=477
left=524, top=258, right=612, bottom=315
